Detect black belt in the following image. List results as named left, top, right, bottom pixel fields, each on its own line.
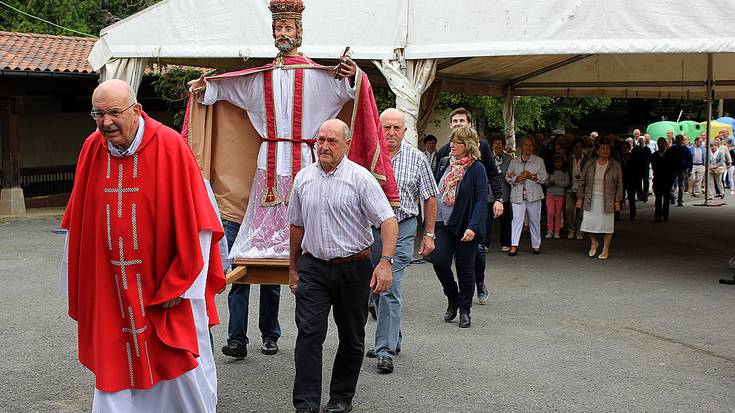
left=693, top=163, right=704, bottom=165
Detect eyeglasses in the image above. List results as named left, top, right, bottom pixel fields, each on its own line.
left=90, top=103, right=136, bottom=120
left=450, top=140, right=466, bottom=145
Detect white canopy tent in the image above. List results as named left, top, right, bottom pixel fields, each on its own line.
left=89, top=0, right=735, bottom=148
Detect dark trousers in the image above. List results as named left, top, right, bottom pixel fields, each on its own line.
left=654, top=189, right=671, bottom=221
left=674, top=170, right=687, bottom=204
left=293, top=254, right=372, bottom=410
left=223, top=220, right=281, bottom=345
left=626, top=182, right=637, bottom=218
left=641, top=167, right=650, bottom=199
left=485, top=201, right=512, bottom=248
left=432, top=222, right=478, bottom=314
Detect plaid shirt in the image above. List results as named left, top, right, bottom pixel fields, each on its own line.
left=392, top=142, right=438, bottom=222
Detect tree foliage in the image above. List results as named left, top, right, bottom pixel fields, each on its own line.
left=150, top=66, right=207, bottom=129
left=0, top=0, right=159, bottom=36
left=434, top=93, right=611, bottom=134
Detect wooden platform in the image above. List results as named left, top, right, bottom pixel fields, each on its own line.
left=226, top=258, right=289, bottom=285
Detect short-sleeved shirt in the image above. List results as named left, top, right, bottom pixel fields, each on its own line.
left=392, top=142, right=438, bottom=222
left=287, top=156, right=395, bottom=261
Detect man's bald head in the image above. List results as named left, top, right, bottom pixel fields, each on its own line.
left=380, top=108, right=405, bottom=126
left=93, top=79, right=137, bottom=106
left=91, top=79, right=142, bottom=150
left=317, top=119, right=351, bottom=172
left=380, top=108, right=406, bottom=153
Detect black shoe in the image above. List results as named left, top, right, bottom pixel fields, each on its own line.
left=508, top=247, right=519, bottom=256
left=322, top=399, right=353, bottom=413
left=261, top=339, right=278, bottom=355
left=295, top=409, right=318, bottom=413
left=444, top=301, right=458, bottom=322
left=654, top=218, right=662, bottom=223
left=366, top=347, right=400, bottom=358
left=477, top=283, right=489, bottom=304
left=458, top=313, right=471, bottom=328
left=532, top=248, right=541, bottom=255
left=222, top=341, right=247, bottom=359
left=377, top=356, right=394, bottom=374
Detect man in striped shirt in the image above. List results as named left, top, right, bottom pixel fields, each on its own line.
left=288, top=118, right=398, bottom=413
left=366, top=108, right=438, bottom=374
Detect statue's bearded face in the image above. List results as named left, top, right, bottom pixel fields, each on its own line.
left=273, top=18, right=302, bottom=52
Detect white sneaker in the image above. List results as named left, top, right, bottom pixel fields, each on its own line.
left=576, top=232, right=584, bottom=240
left=545, top=232, right=553, bottom=239
left=730, top=190, right=734, bottom=195
left=553, top=233, right=560, bottom=239
left=567, top=231, right=575, bottom=239
left=501, top=246, right=511, bottom=252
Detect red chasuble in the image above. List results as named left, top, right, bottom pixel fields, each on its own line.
left=61, top=112, right=226, bottom=392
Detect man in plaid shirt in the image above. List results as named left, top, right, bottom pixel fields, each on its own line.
left=366, top=108, right=438, bottom=374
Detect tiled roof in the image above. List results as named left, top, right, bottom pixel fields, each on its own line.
left=0, top=31, right=96, bottom=74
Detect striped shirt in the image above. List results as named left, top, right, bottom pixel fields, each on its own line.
left=287, top=156, right=395, bottom=261
left=393, top=142, right=438, bottom=222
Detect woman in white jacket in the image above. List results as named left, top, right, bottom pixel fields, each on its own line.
left=505, top=137, right=548, bottom=255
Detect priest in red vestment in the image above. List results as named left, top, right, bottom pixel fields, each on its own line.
left=61, top=79, right=225, bottom=412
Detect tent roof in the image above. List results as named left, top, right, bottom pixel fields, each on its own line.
left=90, top=0, right=735, bottom=98
left=89, top=0, right=407, bottom=67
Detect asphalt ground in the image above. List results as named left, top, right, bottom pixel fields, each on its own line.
left=1, top=196, right=734, bottom=412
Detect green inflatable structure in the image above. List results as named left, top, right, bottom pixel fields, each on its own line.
left=646, top=121, right=680, bottom=140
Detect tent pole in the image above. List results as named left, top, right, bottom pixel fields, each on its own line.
left=704, top=53, right=713, bottom=204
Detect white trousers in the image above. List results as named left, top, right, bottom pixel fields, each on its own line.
left=511, top=200, right=542, bottom=249
left=689, top=165, right=705, bottom=194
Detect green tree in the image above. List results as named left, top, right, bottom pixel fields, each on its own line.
left=0, top=0, right=159, bottom=36
left=434, top=93, right=611, bottom=134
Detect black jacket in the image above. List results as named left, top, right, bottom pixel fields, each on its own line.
left=435, top=138, right=504, bottom=202
left=435, top=161, right=488, bottom=241
left=651, top=150, right=674, bottom=191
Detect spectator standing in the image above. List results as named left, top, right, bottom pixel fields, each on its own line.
left=423, top=134, right=438, bottom=174
left=566, top=139, right=588, bottom=240
left=689, top=134, right=706, bottom=196
left=506, top=138, right=548, bottom=255
left=546, top=155, right=569, bottom=239
left=629, top=130, right=651, bottom=202
left=709, top=136, right=730, bottom=199
left=433, top=127, right=488, bottom=328
left=576, top=141, right=623, bottom=259
left=651, top=138, right=674, bottom=222
left=667, top=134, right=693, bottom=206
left=488, top=136, right=513, bottom=252
left=725, top=141, right=735, bottom=194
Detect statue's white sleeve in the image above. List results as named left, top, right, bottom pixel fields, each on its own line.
left=199, top=75, right=259, bottom=112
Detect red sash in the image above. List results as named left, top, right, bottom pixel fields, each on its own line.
left=260, top=68, right=311, bottom=206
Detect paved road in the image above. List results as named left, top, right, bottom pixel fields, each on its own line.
left=1, top=198, right=734, bottom=412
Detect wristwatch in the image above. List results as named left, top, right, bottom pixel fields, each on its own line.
left=380, top=256, right=394, bottom=264
left=423, top=232, right=436, bottom=240
left=495, top=199, right=504, bottom=203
